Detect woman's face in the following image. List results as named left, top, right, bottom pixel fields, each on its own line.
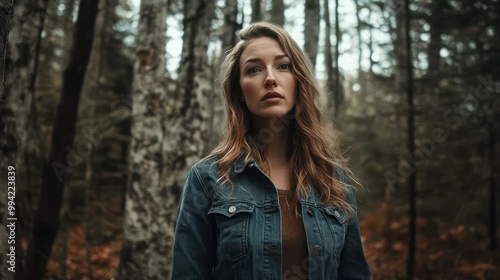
left=239, top=37, right=297, bottom=126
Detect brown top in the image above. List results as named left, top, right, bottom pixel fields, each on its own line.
left=278, top=189, right=309, bottom=279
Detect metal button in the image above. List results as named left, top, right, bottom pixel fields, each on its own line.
left=228, top=206, right=236, bottom=213
left=313, top=245, right=322, bottom=255
left=248, top=162, right=255, bottom=168
left=307, top=208, right=313, bottom=216
left=334, top=210, right=341, bottom=218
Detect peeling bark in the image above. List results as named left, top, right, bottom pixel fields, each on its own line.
left=118, top=0, right=169, bottom=278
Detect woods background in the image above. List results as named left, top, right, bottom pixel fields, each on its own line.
left=0, top=0, right=499, bottom=279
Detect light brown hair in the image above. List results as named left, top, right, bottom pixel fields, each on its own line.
left=209, top=21, right=353, bottom=213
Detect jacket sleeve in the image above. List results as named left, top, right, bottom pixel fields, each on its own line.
left=171, top=165, right=215, bottom=279
left=338, top=173, right=371, bottom=279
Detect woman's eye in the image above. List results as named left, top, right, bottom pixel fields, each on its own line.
left=279, top=63, right=291, bottom=70
left=247, top=67, right=259, bottom=74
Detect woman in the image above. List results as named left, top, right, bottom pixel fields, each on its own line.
left=171, top=21, right=370, bottom=280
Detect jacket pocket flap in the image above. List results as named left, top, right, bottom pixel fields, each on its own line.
left=208, top=202, right=255, bottom=218
left=320, top=205, right=348, bottom=224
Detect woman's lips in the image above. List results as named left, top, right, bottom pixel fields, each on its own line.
left=261, top=91, right=284, bottom=101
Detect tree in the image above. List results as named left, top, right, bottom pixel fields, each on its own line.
left=22, top=0, right=99, bottom=278
left=334, top=0, right=341, bottom=118
left=353, top=0, right=364, bottom=81
left=0, top=2, right=17, bottom=278
left=323, top=0, right=343, bottom=117
left=304, top=0, right=320, bottom=68
left=426, top=1, right=445, bottom=78
left=0, top=0, right=14, bottom=112
left=251, top=0, right=261, bottom=22
left=118, top=0, right=169, bottom=278
left=220, top=0, right=239, bottom=53
left=1, top=0, right=49, bottom=277
left=270, top=0, right=284, bottom=26
left=213, top=0, right=240, bottom=148
left=402, top=0, right=416, bottom=276
left=151, top=0, right=216, bottom=276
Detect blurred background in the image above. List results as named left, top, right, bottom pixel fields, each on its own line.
left=0, top=0, right=499, bottom=279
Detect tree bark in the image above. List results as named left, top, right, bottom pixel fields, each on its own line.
left=0, top=2, right=16, bottom=278
left=304, top=0, right=320, bottom=68
left=22, top=0, right=99, bottom=279
left=0, top=0, right=14, bottom=111
left=1, top=0, right=48, bottom=278
left=220, top=0, right=239, bottom=53
left=270, top=0, right=284, bottom=26
left=161, top=0, right=215, bottom=275
left=251, top=0, right=261, bottom=22
left=118, top=0, right=169, bottom=278
left=214, top=0, right=239, bottom=149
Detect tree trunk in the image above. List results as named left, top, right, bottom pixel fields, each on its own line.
left=1, top=0, right=48, bottom=278
left=392, top=0, right=405, bottom=150
left=0, top=2, right=17, bottom=278
left=427, top=1, right=444, bottom=78
left=403, top=0, right=416, bottom=277
left=368, top=2, right=374, bottom=74
left=251, top=0, right=261, bottom=22
left=81, top=0, right=107, bottom=278
left=0, top=0, right=14, bottom=110
left=488, top=116, right=497, bottom=250
left=162, top=0, right=215, bottom=274
left=220, top=0, right=239, bottom=53
left=22, top=0, right=99, bottom=279
left=323, top=0, right=334, bottom=112
left=334, top=0, right=341, bottom=118
left=118, top=0, right=169, bottom=278
left=270, top=0, right=284, bottom=26
left=354, top=0, right=363, bottom=81
left=214, top=0, right=239, bottom=148
left=304, top=0, right=320, bottom=68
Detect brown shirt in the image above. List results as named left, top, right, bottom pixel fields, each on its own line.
left=278, top=189, right=309, bottom=280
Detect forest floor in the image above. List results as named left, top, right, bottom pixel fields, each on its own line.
left=42, top=214, right=499, bottom=280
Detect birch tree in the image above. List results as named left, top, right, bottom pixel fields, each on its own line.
left=1, top=0, right=48, bottom=277
left=160, top=0, right=215, bottom=275
left=118, top=0, right=169, bottom=278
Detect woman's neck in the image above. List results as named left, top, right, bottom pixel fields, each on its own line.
left=252, top=116, right=293, bottom=164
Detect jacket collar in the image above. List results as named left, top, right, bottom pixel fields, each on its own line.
left=233, top=156, right=255, bottom=174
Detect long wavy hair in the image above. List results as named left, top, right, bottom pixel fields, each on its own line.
left=209, top=21, right=353, bottom=213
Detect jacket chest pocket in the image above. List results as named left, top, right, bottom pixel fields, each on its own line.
left=319, top=205, right=348, bottom=256
left=208, top=202, right=255, bottom=261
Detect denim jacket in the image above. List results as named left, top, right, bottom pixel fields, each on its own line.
left=171, top=156, right=371, bottom=280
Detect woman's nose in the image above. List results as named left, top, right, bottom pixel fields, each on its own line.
left=265, top=70, right=277, bottom=87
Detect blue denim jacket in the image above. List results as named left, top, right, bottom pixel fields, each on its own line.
left=171, top=156, right=371, bottom=280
